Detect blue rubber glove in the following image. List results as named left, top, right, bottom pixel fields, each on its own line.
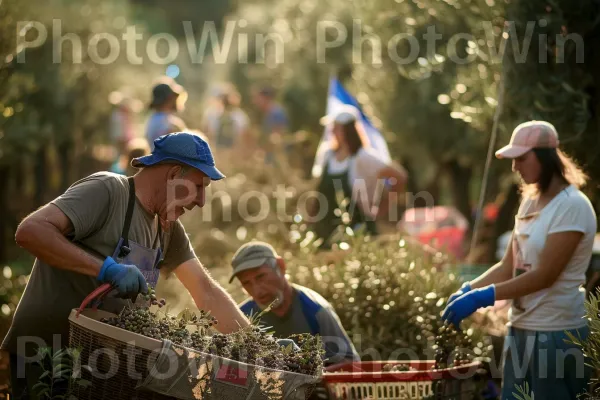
left=447, top=282, right=472, bottom=305
left=98, top=257, right=148, bottom=298
left=442, top=285, right=496, bottom=328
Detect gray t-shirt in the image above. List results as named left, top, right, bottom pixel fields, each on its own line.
left=2, top=172, right=196, bottom=356
left=239, top=284, right=359, bottom=365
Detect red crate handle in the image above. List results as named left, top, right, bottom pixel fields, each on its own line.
left=76, top=283, right=114, bottom=318
left=324, top=360, right=365, bottom=373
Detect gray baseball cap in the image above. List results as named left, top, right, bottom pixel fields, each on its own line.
left=229, top=241, right=279, bottom=283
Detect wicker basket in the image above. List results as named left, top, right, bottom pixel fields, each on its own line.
left=68, top=308, right=320, bottom=400
left=322, top=360, right=485, bottom=400
left=68, top=308, right=172, bottom=399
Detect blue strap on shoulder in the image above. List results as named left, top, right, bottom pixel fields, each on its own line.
left=297, top=290, right=322, bottom=335
left=240, top=300, right=258, bottom=317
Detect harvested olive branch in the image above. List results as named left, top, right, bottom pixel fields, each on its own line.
left=100, top=289, right=323, bottom=376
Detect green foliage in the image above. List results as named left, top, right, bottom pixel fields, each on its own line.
left=501, top=0, right=597, bottom=138
left=565, top=289, right=600, bottom=399
left=0, top=0, right=121, bottom=165
left=31, top=347, right=91, bottom=400
left=284, top=231, right=495, bottom=361
left=513, top=382, right=534, bottom=400
left=226, top=0, right=355, bottom=151
left=0, top=266, right=28, bottom=319
left=179, top=153, right=313, bottom=266
left=223, top=0, right=600, bottom=211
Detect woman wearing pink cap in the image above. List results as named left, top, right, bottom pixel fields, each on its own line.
left=442, top=121, right=596, bottom=398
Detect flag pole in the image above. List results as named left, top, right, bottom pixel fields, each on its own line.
left=311, top=70, right=336, bottom=179
left=468, top=23, right=509, bottom=260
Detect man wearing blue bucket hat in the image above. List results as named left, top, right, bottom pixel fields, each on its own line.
left=4, top=132, right=250, bottom=398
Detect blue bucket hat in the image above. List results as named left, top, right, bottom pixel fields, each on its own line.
left=131, top=132, right=225, bottom=180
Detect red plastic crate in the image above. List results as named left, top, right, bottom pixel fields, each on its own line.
left=322, top=361, right=483, bottom=400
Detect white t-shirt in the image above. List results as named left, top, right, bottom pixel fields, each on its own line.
left=325, top=148, right=389, bottom=218
left=496, top=231, right=512, bottom=262
left=509, top=185, right=597, bottom=331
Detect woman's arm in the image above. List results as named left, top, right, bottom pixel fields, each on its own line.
left=494, top=230, right=584, bottom=300
left=377, top=162, right=408, bottom=193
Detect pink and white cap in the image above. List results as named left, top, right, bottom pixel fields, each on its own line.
left=495, top=120, right=560, bottom=159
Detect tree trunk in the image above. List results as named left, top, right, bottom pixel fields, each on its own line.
left=0, top=165, right=10, bottom=263
left=58, top=140, right=73, bottom=191
left=492, top=183, right=520, bottom=257
left=423, top=167, right=441, bottom=205
left=13, top=157, right=25, bottom=192
left=444, top=159, right=473, bottom=225
left=402, top=158, right=419, bottom=197
left=34, top=146, right=47, bottom=207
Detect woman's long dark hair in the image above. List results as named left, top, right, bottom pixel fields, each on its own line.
left=522, top=148, right=587, bottom=196
left=332, top=121, right=370, bottom=155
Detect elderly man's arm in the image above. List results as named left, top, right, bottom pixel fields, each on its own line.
left=175, top=258, right=250, bottom=333
left=15, top=178, right=111, bottom=276
left=15, top=204, right=104, bottom=276
left=316, top=307, right=359, bottom=365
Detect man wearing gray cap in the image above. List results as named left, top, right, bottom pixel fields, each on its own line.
left=231, top=241, right=359, bottom=366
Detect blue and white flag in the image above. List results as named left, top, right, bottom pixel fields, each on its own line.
left=312, top=77, right=392, bottom=178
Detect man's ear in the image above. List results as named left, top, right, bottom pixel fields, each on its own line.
left=167, top=164, right=181, bottom=180
left=276, top=257, right=286, bottom=276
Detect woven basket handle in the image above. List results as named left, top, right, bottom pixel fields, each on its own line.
left=76, top=283, right=113, bottom=318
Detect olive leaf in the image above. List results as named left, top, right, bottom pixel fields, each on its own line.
left=513, top=382, right=534, bottom=400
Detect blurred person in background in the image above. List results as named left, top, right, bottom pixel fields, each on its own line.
left=108, top=89, right=140, bottom=153
left=110, top=138, right=151, bottom=176
left=145, top=77, right=188, bottom=150
left=201, top=84, right=250, bottom=154
left=108, top=89, right=143, bottom=174
left=252, top=85, right=289, bottom=164
left=442, top=121, right=596, bottom=399
left=310, top=105, right=407, bottom=249
left=230, top=241, right=359, bottom=367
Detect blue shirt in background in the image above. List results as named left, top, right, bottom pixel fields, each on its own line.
left=145, top=112, right=186, bottom=150
left=239, top=284, right=359, bottom=366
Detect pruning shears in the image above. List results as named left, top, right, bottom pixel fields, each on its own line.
left=75, top=283, right=114, bottom=318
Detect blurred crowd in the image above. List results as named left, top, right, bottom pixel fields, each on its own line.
left=107, top=77, right=297, bottom=175
left=106, top=76, right=409, bottom=251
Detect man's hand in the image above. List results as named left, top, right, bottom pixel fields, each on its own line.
left=98, top=256, right=148, bottom=298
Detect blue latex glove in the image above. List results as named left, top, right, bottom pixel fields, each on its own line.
left=442, top=285, right=496, bottom=327
left=447, top=282, right=472, bottom=305
left=98, top=256, right=148, bottom=298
